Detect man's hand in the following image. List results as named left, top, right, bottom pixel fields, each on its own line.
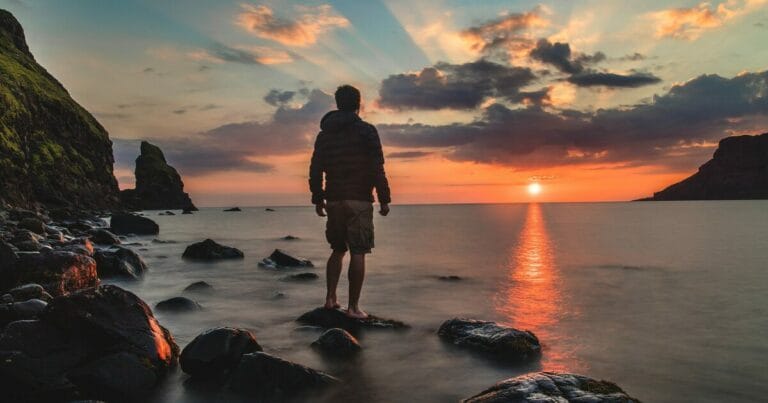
left=315, top=202, right=326, bottom=217
left=379, top=203, right=390, bottom=216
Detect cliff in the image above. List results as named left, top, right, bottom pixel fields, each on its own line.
left=647, top=133, right=768, bottom=200
left=0, top=9, right=120, bottom=209
left=120, top=141, right=197, bottom=211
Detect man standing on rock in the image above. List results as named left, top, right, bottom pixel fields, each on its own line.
left=309, top=85, right=391, bottom=319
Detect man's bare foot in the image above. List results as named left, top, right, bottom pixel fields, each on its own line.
left=324, top=298, right=340, bottom=310
left=345, top=307, right=369, bottom=319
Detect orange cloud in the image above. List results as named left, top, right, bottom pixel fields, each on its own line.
left=460, top=7, right=549, bottom=59
left=651, top=0, right=767, bottom=40
left=236, top=4, right=350, bottom=46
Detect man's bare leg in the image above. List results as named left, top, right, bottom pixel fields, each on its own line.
left=325, top=250, right=345, bottom=309
left=346, top=253, right=368, bottom=318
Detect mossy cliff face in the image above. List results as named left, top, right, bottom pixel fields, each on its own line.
left=0, top=10, right=119, bottom=209
left=120, top=141, right=196, bottom=211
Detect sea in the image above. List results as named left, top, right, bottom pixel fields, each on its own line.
left=106, top=202, right=768, bottom=402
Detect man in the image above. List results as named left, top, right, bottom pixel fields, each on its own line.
left=309, top=85, right=391, bottom=319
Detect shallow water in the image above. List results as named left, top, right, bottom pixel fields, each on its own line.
left=109, top=202, right=768, bottom=402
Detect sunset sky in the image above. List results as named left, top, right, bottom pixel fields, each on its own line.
left=3, top=0, right=767, bottom=205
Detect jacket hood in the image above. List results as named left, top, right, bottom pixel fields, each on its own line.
left=320, top=110, right=360, bottom=132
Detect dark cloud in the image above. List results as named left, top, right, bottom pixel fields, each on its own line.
left=567, top=71, right=662, bottom=88
left=387, top=151, right=433, bottom=159
left=378, top=60, right=535, bottom=110
left=172, top=109, right=186, bottom=115
left=618, top=52, right=648, bottom=61
left=378, top=70, right=768, bottom=169
left=264, top=89, right=296, bottom=106
left=208, top=43, right=261, bottom=65
left=142, top=67, right=155, bottom=73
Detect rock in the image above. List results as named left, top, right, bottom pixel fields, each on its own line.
left=58, top=237, right=95, bottom=256
left=259, top=249, right=313, bottom=268
left=183, top=281, right=213, bottom=293
left=228, top=352, right=337, bottom=399
left=462, top=372, right=640, bottom=403
left=223, top=207, right=241, bottom=212
left=164, top=210, right=175, bottom=215
left=182, top=239, right=244, bottom=260
left=110, top=212, right=159, bottom=235
left=89, top=229, right=121, bottom=245
left=311, top=328, right=361, bottom=356
left=0, top=299, right=47, bottom=325
left=0, top=241, right=18, bottom=272
left=93, top=246, right=148, bottom=279
left=265, top=208, right=275, bottom=212
left=18, top=217, right=45, bottom=234
left=119, top=141, right=197, bottom=211
left=283, top=272, right=319, bottom=281
left=437, top=318, right=541, bottom=362
left=155, top=296, right=201, bottom=312
left=152, top=238, right=177, bottom=244
left=282, top=235, right=299, bottom=240
left=180, top=327, right=262, bottom=379
left=0, top=285, right=179, bottom=401
left=438, top=275, right=462, bottom=281
left=0, top=10, right=120, bottom=210
left=8, top=283, right=45, bottom=301
left=182, top=208, right=194, bottom=214
left=11, top=230, right=41, bottom=251
left=297, top=307, right=408, bottom=332
left=5, top=250, right=98, bottom=297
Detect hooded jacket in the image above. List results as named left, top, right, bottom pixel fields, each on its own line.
left=309, top=110, right=391, bottom=205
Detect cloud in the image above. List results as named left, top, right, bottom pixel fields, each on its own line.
left=377, top=70, right=768, bottom=169
left=650, top=0, right=767, bottom=40
left=567, top=71, right=662, bottom=88
left=236, top=4, right=349, bottom=46
left=264, top=89, right=296, bottom=106
left=188, top=43, right=293, bottom=65
left=378, top=60, right=536, bottom=110
left=387, top=151, right=433, bottom=159
left=460, top=7, right=549, bottom=58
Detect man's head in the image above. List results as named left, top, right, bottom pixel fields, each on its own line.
left=335, top=85, right=361, bottom=112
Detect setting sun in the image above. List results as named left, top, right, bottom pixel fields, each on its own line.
left=528, top=182, right=542, bottom=196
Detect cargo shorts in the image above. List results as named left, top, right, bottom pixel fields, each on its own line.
left=325, top=200, right=374, bottom=254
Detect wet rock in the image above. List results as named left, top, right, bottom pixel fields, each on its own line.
left=110, top=212, right=159, bottom=235
left=18, top=217, right=45, bottom=234
left=438, top=318, right=541, bottom=362
left=282, top=235, right=299, bottom=240
left=11, top=230, right=42, bottom=251
left=152, top=238, right=177, bottom=244
left=311, top=328, right=361, bottom=356
left=90, top=229, right=121, bottom=245
left=228, top=352, right=337, bottom=399
left=94, top=246, right=148, bottom=280
left=265, top=208, right=275, bottom=212
left=6, top=251, right=98, bottom=297
left=0, top=241, right=18, bottom=271
left=155, top=296, right=201, bottom=312
left=8, top=283, right=45, bottom=301
left=259, top=249, right=313, bottom=268
left=180, top=327, right=262, bottom=379
left=297, top=307, right=408, bottom=332
left=182, top=208, right=194, bottom=215
left=0, top=299, right=47, bottom=325
left=438, top=275, right=463, bottom=281
left=183, top=281, right=213, bottom=293
left=58, top=237, right=95, bottom=256
left=67, top=351, right=159, bottom=399
left=223, top=207, right=241, bottom=212
left=182, top=239, right=244, bottom=260
left=283, top=272, right=319, bottom=281
left=462, top=372, right=640, bottom=403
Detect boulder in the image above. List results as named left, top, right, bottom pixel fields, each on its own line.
left=18, top=217, right=45, bottom=234
left=297, top=307, right=408, bottom=332
left=6, top=251, right=98, bottom=297
left=259, top=249, right=313, bottom=268
left=90, top=229, right=121, bottom=245
left=58, top=237, right=95, bottom=257
left=155, top=296, right=201, bottom=312
left=437, top=318, right=541, bottom=362
left=11, top=230, right=42, bottom=251
left=0, top=298, right=48, bottom=326
left=8, top=283, right=46, bottom=302
left=228, top=352, right=337, bottom=399
left=110, top=212, right=159, bottom=235
left=183, top=281, right=213, bottom=293
left=0, top=241, right=18, bottom=272
left=0, top=285, right=179, bottom=401
left=462, top=372, right=640, bottom=403
left=311, top=328, right=361, bottom=356
left=283, top=272, right=319, bottom=281
left=94, top=246, right=148, bottom=280
left=180, top=327, right=262, bottom=379
left=182, top=239, right=244, bottom=260
left=223, top=207, right=241, bottom=212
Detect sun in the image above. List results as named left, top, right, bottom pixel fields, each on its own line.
left=528, top=182, right=542, bottom=196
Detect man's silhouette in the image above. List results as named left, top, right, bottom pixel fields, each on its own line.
left=309, top=85, right=391, bottom=319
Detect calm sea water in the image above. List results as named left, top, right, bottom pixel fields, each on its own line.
left=108, top=202, right=768, bottom=402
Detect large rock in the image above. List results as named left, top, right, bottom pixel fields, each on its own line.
left=182, top=239, right=244, bottom=260
left=89, top=228, right=121, bottom=245
left=94, top=245, right=147, bottom=279
left=438, top=318, right=541, bottom=362
left=645, top=133, right=768, bottom=200
left=462, top=372, right=640, bottom=403
left=0, top=285, right=179, bottom=401
left=110, top=212, right=159, bottom=235
left=297, top=307, right=408, bottom=332
left=4, top=250, right=98, bottom=297
left=119, top=141, right=197, bottom=211
left=180, top=327, right=262, bottom=379
left=259, top=249, right=313, bottom=268
left=183, top=281, right=213, bottom=293
left=0, top=10, right=120, bottom=209
left=155, top=296, right=201, bottom=313
left=311, top=328, right=361, bottom=356
left=0, top=298, right=47, bottom=326
left=228, top=352, right=338, bottom=399
left=0, top=241, right=18, bottom=272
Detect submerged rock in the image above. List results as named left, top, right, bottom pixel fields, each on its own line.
left=297, top=307, right=408, bottom=332
left=282, top=235, right=299, bottom=240
left=438, top=318, right=541, bottom=362
left=311, top=328, right=361, bottom=356
left=182, top=239, right=244, bottom=260
left=180, top=327, right=262, bottom=379
left=110, top=212, right=159, bottom=235
left=155, top=296, right=201, bottom=312
left=5, top=250, right=98, bottom=297
left=438, top=275, right=463, bottom=281
left=223, top=207, right=241, bottom=212
left=228, top=352, right=337, bottom=399
left=183, top=281, right=213, bottom=293
left=283, top=272, right=319, bottom=281
left=259, top=249, right=313, bottom=268
left=462, top=372, right=640, bottom=403
left=93, top=246, right=147, bottom=279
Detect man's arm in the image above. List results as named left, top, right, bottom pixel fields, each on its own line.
left=309, top=133, right=326, bottom=215
left=367, top=126, right=391, bottom=214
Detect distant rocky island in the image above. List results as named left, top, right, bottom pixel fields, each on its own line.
left=120, top=141, right=197, bottom=211
left=641, top=133, right=768, bottom=201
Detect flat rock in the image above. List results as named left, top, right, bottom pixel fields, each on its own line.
left=110, top=212, right=159, bottom=235
left=94, top=246, right=147, bottom=280
left=462, top=372, right=640, bottom=403
left=438, top=318, right=541, bottom=362
left=180, top=327, right=262, bottom=379
left=283, top=272, right=319, bottom=281
left=155, top=296, right=201, bottom=312
left=259, top=249, right=313, bottom=268
left=228, top=352, right=337, bottom=399
left=297, top=307, right=408, bottom=332
left=311, top=328, right=361, bottom=356
left=182, top=239, right=244, bottom=260
left=183, top=281, right=213, bottom=293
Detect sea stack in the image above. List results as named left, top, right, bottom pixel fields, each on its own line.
left=0, top=9, right=120, bottom=209
left=120, top=141, right=197, bottom=211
